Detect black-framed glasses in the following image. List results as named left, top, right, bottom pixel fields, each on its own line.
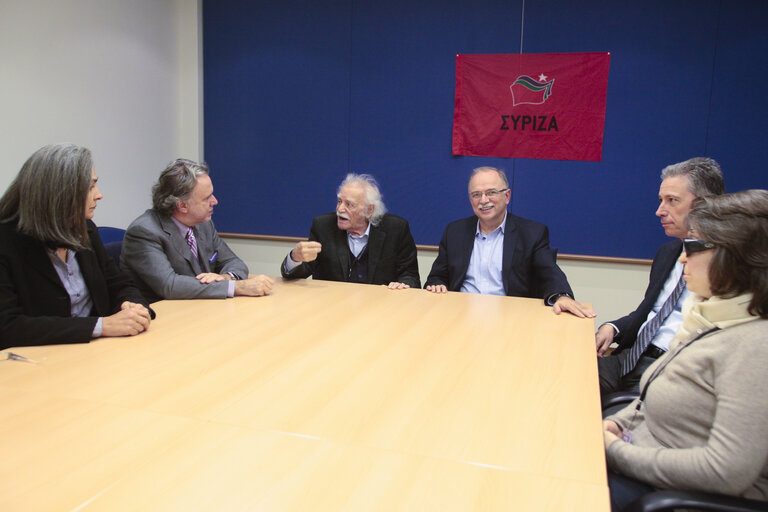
left=469, top=188, right=508, bottom=201
left=683, top=238, right=715, bottom=255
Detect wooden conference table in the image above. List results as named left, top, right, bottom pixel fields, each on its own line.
left=0, top=279, right=608, bottom=511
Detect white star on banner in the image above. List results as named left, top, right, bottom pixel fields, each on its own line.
left=538, top=73, right=548, bottom=82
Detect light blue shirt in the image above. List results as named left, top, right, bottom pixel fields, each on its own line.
left=347, top=223, right=371, bottom=258
left=47, top=249, right=102, bottom=337
left=460, top=214, right=506, bottom=296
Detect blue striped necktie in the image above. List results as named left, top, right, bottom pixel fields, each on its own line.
left=620, top=273, right=686, bottom=376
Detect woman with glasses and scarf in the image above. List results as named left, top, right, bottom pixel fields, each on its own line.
left=603, top=189, right=768, bottom=510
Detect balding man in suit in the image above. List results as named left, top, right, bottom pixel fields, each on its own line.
left=425, top=166, right=594, bottom=318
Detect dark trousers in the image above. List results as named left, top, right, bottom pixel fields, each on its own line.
left=608, top=471, right=655, bottom=511
left=598, top=353, right=657, bottom=405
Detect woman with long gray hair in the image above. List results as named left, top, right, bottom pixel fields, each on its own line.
left=0, top=144, right=153, bottom=349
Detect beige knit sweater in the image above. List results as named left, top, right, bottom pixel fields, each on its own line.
left=606, top=294, right=768, bottom=501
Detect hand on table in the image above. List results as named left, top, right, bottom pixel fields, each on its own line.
left=103, top=302, right=152, bottom=337
left=386, top=282, right=410, bottom=290
left=553, top=296, right=597, bottom=318
left=235, top=275, right=275, bottom=296
left=196, top=272, right=230, bottom=284
left=425, top=284, right=447, bottom=294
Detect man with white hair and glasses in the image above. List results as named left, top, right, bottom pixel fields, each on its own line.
left=282, top=173, right=420, bottom=289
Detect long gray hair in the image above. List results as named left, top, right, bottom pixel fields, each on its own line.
left=0, top=144, right=94, bottom=250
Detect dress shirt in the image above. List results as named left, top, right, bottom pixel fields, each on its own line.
left=46, top=249, right=102, bottom=337
left=347, top=223, right=370, bottom=258
left=607, top=251, right=688, bottom=351
left=460, top=214, right=506, bottom=296
left=171, top=217, right=235, bottom=297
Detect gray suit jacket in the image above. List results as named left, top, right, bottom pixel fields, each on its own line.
left=121, top=209, right=248, bottom=302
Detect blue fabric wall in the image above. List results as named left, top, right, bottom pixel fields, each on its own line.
left=203, top=0, right=767, bottom=259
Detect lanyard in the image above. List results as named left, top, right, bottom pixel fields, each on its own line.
left=634, top=327, right=720, bottom=412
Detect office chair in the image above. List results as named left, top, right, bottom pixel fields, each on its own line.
left=97, top=226, right=126, bottom=269
left=622, top=489, right=768, bottom=512
left=602, top=392, right=768, bottom=512
left=97, top=226, right=126, bottom=244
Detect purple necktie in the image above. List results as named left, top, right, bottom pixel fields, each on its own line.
left=185, top=227, right=198, bottom=260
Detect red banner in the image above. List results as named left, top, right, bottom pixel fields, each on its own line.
left=452, top=52, right=610, bottom=161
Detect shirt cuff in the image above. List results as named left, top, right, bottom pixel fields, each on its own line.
left=227, top=280, right=235, bottom=298
left=92, top=317, right=103, bottom=338
left=284, top=252, right=301, bottom=272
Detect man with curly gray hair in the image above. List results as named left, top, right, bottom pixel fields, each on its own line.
left=122, top=159, right=273, bottom=301
left=282, top=173, right=420, bottom=289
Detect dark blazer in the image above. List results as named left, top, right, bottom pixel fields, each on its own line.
left=610, top=239, right=683, bottom=352
left=424, top=213, right=572, bottom=302
left=0, top=220, right=153, bottom=350
left=121, top=209, right=249, bottom=302
left=281, top=213, right=420, bottom=288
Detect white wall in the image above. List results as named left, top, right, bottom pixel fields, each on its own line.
left=0, top=0, right=651, bottom=331
left=0, top=0, right=202, bottom=228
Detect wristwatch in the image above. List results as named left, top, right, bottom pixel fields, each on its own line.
left=547, top=292, right=571, bottom=306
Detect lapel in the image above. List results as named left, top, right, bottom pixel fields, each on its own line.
left=76, top=229, right=106, bottom=313
left=456, top=217, right=478, bottom=286
left=366, top=223, right=386, bottom=283
left=161, top=215, right=201, bottom=274
left=193, top=224, right=212, bottom=272
left=654, top=240, right=683, bottom=290
left=333, top=226, right=350, bottom=280
left=500, top=213, right=517, bottom=295
left=20, top=233, right=65, bottom=290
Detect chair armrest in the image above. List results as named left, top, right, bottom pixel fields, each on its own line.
left=624, top=489, right=768, bottom=512
left=602, top=391, right=640, bottom=412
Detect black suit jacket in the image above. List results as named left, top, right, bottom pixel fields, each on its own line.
left=0, top=220, right=153, bottom=349
left=610, top=239, right=683, bottom=352
left=281, top=213, right=420, bottom=288
left=424, top=213, right=573, bottom=302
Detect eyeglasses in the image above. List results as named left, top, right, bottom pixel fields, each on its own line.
left=469, top=188, right=508, bottom=201
left=683, top=238, right=715, bottom=255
